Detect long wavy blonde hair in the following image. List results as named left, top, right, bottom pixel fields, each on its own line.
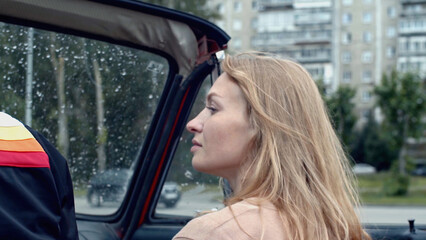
left=221, top=52, right=370, bottom=240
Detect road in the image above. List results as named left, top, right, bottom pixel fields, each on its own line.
left=75, top=186, right=426, bottom=225
left=357, top=205, right=426, bottom=225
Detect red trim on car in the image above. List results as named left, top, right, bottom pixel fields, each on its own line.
left=137, top=88, right=190, bottom=227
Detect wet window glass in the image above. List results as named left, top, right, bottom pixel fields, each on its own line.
left=0, top=22, right=168, bottom=215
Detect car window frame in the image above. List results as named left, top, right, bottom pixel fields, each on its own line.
left=0, top=14, right=181, bottom=220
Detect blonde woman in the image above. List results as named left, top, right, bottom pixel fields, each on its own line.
left=173, top=53, right=370, bottom=240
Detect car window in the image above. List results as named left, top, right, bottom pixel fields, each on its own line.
left=0, top=22, right=168, bottom=215
left=155, top=76, right=225, bottom=218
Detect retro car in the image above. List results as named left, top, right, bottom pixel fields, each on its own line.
left=0, top=0, right=425, bottom=239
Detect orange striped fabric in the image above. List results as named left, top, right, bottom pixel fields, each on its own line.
left=0, top=112, right=49, bottom=168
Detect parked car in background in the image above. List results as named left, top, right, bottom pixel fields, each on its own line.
left=159, top=182, right=181, bottom=208
left=87, top=168, right=132, bottom=207
left=412, top=166, right=426, bottom=176
left=353, top=163, right=376, bottom=175
left=88, top=169, right=181, bottom=208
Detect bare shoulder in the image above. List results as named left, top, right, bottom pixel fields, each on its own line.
left=173, top=199, right=283, bottom=240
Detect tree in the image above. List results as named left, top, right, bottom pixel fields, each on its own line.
left=326, top=85, right=357, bottom=150
left=374, top=70, right=425, bottom=175
left=351, top=113, right=397, bottom=171
left=49, top=33, right=69, bottom=158
left=93, top=59, right=107, bottom=171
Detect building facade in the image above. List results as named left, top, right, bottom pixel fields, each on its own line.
left=252, top=0, right=334, bottom=89
left=211, top=0, right=423, bottom=124
left=335, top=0, right=400, bottom=124
left=397, top=0, right=426, bottom=76
left=211, top=0, right=259, bottom=51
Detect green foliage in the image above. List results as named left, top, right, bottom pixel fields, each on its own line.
left=327, top=85, right=357, bottom=147
left=382, top=173, right=410, bottom=197
left=0, top=24, right=27, bottom=118
left=358, top=174, right=426, bottom=205
left=351, top=114, right=397, bottom=171
left=315, top=81, right=357, bottom=150
left=374, top=70, right=425, bottom=175
left=374, top=70, right=425, bottom=149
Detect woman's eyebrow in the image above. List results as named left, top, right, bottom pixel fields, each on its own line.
left=206, top=92, right=222, bottom=103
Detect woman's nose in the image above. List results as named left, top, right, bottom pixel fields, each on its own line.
left=186, top=112, right=203, bottom=133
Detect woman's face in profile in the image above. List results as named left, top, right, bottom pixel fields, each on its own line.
left=186, top=73, right=255, bottom=180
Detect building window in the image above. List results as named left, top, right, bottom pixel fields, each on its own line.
left=414, top=41, right=421, bottom=51
left=343, top=71, right=352, bottom=83
left=342, top=13, right=352, bottom=25
left=363, top=31, right=372, bottom=43
left=363, top=12, right=372, bottom=24
left=306, top=67, right=324, bottom=79
left=217, top=3, right=225, bottom=14
left=343, top=0, right=353, bottom=6
left=362, top=70, right=372, bottom=83
left=251, top=17, right=258, bottom=29
left=362, top=90, right=371, bottom=102
left=387, top=46, right=396, bottom=58
left=252, top=1, right=258, bottom=10
left=387, top=6, right=396, bottom=18
left=362, top=51, right=373, bottom=63
left=342, top=32, right=352, bottom=44
left=233, top=19, right=242, bottom=31
left=342, top=51, right=352, bottom=63
left=387, top=26, right=396, bottom=38
left=234, top=1, right=242, bottom=13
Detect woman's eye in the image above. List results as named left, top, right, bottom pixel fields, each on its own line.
left=206, top=106, right=217, bottom=113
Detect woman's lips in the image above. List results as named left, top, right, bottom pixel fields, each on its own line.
left=191, top=139, right=202, bottom=152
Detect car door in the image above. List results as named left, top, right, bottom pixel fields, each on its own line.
left=0, top=0, right=228, bottom=239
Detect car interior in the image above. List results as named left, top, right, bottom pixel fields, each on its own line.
left=0, top=0, right=425, bottom=239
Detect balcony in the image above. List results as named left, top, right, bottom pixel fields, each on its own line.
left=399, top=27, right=426, bottom=35
left=401, top=0, right=426, bottom=4
left=399, top=19, right=426, bottom=35
left=401, top=9, right=426, bottom=17
left=295, top=13, right=332, bottom=25
left=252, top=30, right=332, bottom=48
left=259, top=0, right=293, bottom=10
left=291, top=51, right=332, bottom=63
left=398, top=49, right=426, bottom=57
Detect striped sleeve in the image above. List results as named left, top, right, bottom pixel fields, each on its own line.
left=0, top=112, right=49, bottom=168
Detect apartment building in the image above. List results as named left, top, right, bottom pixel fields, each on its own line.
left=398, top=0, right=426, bottom=166
left=252, top=0, right=334, bottom=90
left=335, top=0, right=399, bottom=123
left=398, top=0, right=426, bottom=76
left=210, top=0, right=259, bottom=52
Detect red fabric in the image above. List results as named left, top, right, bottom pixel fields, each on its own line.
left=0, top=150, right=50, bottom=168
